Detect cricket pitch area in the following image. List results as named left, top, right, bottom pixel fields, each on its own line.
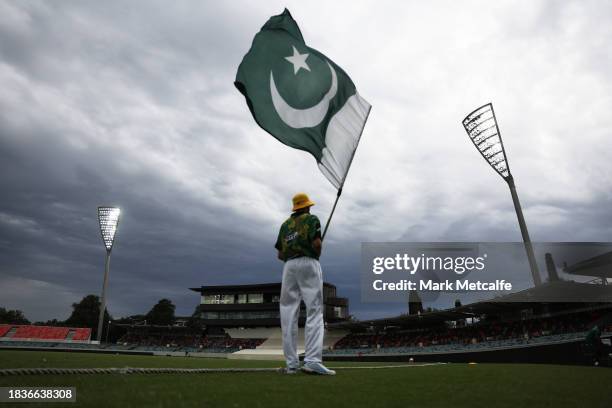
left=1, top=350, right=611, bottom=408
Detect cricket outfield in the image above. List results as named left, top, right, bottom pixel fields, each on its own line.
left=1, top=350, right=611, bottom=407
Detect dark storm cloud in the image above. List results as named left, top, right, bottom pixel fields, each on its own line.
left=1, top=1, right=611, bottom=322
left=0, top=0, right=280, bottom=320
left=0, top=120, right=277, bottom=318
left=0, top=123, right=288, bottom=319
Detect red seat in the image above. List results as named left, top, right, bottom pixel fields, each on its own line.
left=0, top=325, right=12, bottom=337
left=72, top=328, right=92, bottom=341
left=12, top=325, right=83, bottom=340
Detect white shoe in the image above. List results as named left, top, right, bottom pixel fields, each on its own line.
left=301, top=362, right=336, bottom=375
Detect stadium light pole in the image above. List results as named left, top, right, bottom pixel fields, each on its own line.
left=96, top=206, right=121, bottom=342
left=462, top=103, right=542, bottom=286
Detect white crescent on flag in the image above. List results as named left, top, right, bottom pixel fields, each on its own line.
left=269, top=61, right=338, bottom=129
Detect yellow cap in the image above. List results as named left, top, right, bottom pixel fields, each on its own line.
left=292, top=192, right=315, bottom=212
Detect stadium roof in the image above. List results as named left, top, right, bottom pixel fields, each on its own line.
left=564, top=250, right=612, bottom=278
left=331, top=280, right=612, bottom=331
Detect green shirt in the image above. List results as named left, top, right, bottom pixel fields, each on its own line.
left=275, top=212, right=321, bottom=261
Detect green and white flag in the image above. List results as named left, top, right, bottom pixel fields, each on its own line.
left=235, top=9, right=371, bottom=189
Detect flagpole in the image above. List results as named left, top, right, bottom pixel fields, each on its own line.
left=322, top=187, right=342, bottom=240
left=321, top=105, right=372, bottom=241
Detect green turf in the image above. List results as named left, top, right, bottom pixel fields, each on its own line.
left=1, top=350, right=611, bottom=408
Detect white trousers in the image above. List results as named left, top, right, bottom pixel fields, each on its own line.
left=280, top=256, right=324, bottom=368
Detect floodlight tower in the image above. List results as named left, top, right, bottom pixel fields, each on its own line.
left=96, top=206, right=121, bottom=342
left=462, top=103, right=542, bottom=286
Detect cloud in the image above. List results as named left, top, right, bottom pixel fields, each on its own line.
left=0, top=275, right=79, bottom=322
left=0, top=0, right=611, bottom=322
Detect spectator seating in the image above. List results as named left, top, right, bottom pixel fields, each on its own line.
left=0, top=325, right=12, bottom=337
left=327, top=310, right=610, bottom=355
left=324, top=331, right=594, bottom=355
left=71, top=328, right=92, bottom=341
left=14, top=326, right=69, bottom=340
left=0, top=325, right=91, bottom=341
left=116, top=331, right=265, bottom=352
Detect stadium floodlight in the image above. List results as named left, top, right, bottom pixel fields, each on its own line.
left=98, top=207, right=121, bottom=251
left=96, top=206, right=121, bottom=342
left=462, top=103, right=542, bottom=286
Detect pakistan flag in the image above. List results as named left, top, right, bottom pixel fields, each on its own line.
left=235, top=9, right=371, bottom=189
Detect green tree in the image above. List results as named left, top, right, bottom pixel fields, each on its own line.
left=0, top=307, right=30, bottom=324
left=34, top=319, right=63, bottom=326
left=145, top=299, right=175, bottom=326
left=65, top=295, right=111, bottom=339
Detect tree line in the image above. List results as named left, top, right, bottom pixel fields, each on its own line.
left=0, top=295, right=178, bottom=340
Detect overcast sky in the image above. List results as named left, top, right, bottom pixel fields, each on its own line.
left=1, top=0, right=611, bottom=322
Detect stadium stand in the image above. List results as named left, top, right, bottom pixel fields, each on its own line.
left=0, top=325, right=91, bottom=342
left=0, top=325, right=12, bottom=337
left=115, top=327, right=265, bottom=353
left=2, top=298, right=610, bottom=366
left=71, top=328, right=92, bottom=341
left=323, top=303, right=612, bottom=365
left=330, top=312, right=598, bottom=351
left=326, top=332, right=596, bottom=355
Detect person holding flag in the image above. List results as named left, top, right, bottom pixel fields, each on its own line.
left=274, top=193, right=333, bottom=375
left=235, top=9, right=371, bottom=374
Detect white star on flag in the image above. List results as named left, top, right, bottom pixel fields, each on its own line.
left=284, top=46, right=310, bottom=74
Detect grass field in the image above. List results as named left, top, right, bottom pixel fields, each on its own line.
left=1, top=350, right=611, bottom=408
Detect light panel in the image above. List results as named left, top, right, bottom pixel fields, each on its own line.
left=462, top=103, right=510, bottom=179
left=98, top=206, right=121, bottom=251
